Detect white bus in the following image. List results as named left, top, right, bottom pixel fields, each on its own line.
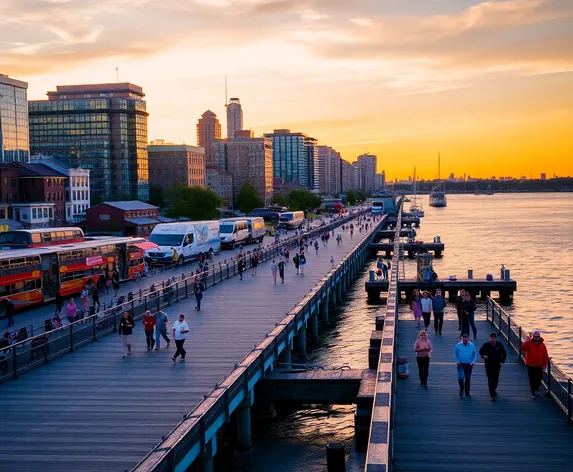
left=219, top=220, right=249, bottom=249
left=223, top=216, right=266, bottom=244
left=279, top=211, right=305, bottom=229
left=371, top=199, right=385, bottom=215
left=146, top=221, right=221, bottom=266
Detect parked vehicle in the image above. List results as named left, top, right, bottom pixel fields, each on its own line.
left=146, top=221, right=220, bottom=266
left=278, top=211, right=305, bottom=229
left=248, top=208, right=283, bottom=222
left=219, top=220, right=249, bottom=249
left=223, top=217, right=265, bottom=244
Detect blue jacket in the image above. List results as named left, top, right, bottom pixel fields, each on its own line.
left=453, top=341, right=477, bottom=364
left=432, top=296, right=447, bottom=312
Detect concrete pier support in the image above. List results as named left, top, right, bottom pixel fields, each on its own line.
left=336, top=281, right=343, bottom=303
left=296, top=323, right=307, bottom=357
left=199, top=436, right=217, bottom=472
left=279, top=341, right=292, bottom=367
left=237, top=390, right=254, bottom=451
left=320, top=298, right=329, bottom=322
left=329, top=289, right=337, bottom=308
left=310, top=313, right=319, bottom=340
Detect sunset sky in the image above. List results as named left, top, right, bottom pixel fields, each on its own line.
left=2, top=0, right=572, bottom=179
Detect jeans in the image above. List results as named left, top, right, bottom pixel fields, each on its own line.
left=527, top=366, right=543, bottom=393
left=485, top=362, right=502, bottom=397
left=461, top=313, right=476, bottom=337
left=416, top=356, right=430, bottom=385
left=433, top=312, right=444, bottom=334
left=174, top=339, right=186, bottom=359
left=145, top=330, right=154, bottom=349
left=422, top=312, right=431, bottom=329
left=457, top=363, right=473, bottom=394
left=155, top=328, right=170, bottom=348
left=195, top=293, right=203, bottom=310
left=468, top=312, right=477, bottom=338
left=456, top=308, right=462, bottom=330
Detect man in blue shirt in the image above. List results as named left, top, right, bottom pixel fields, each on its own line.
left=453, top=334, right=477, bottom=397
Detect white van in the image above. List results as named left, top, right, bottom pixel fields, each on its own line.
left=146, top=221, right=220, bottom=266
left=279, top=211, right=305, bottom=229
left=223, top=217, right=266, bottom=244
left=219, top=220, right=249, bottom=249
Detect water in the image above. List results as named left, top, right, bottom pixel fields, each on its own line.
left=214, top=193, right=573, bottom=472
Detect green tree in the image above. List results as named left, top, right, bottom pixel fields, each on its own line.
left=235, top=181, right=264, bottom=214
left=165, top=183, right=222, bottom=220
left=90, top=194, right=103, bottom=206
left=271, top=192, right=288, bottom=207
left=346, top=189, right=357, bottom=205
left=287, top=190, right=321, bottom=212
left=148, top=184, right=165, bottom=208
left=355, top=190, right=369, bottom=202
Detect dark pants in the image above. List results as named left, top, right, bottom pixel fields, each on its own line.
left=145, top=330, right=154, bottom=349
left=527, top=366, right=543, bottom=393
left=416, top=356, right=430, bottom=385
left=279, top=269, right=284, bottom=283
left=468, top=312, right=477, bottom=338
left=461, top=314, right=475, bottom=337
left=422, top=312, right=431, bottom=329
left=485, top=362, right=501, bottom=397
left=174, top=339, right=186, bottom=359
left=457, top=363, right=473, bottom=395
left=433, top=312, right=444, bottom=334
left=239, top=270, right=243, bottom=280
left=456, top=308, right=462, bottom=330
left=6, top=312, right=14, bottom=327
left=195, top=294, right=203, bottom=310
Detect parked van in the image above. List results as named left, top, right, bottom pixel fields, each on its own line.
left=146, top=221, right=220, bottom=266
left=223, top=217, right=266, bottom=244
left=279, top=211, right=305, bottom=229
left=219, top=220, right=249, bottom=249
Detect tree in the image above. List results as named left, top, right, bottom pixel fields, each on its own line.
left=148, top=184, right=165, bottom=208
left=236, top=182, right=264, bottom=214
left=287, top=190, right=321, bottom=212
left=355, top=190, right=369, bottom=202
left=346, top=189, right=357, bottom=205
left=271, top=192, right=287, bottom=207
left=165, top=183, right=222, bottom=220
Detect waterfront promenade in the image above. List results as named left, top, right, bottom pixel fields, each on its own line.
left=0, top=216, right=374, bottom=471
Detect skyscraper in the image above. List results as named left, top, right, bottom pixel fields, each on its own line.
left=318, top=145, right=342, bottom=195
left=226, top=98, right=243, bottom=139
left=29, top=82, right=149, bottom=201
left=0, top=74, right=30, bottom=163
left=197, top=110, right=222, bottom=164
left=341, top=159, right=353, bottom=192
left=353, top=154, right=377, bottom=192
left=263, top=129, right=318, bottom=191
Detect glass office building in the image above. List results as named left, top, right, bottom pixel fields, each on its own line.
left=29, top=83, right=149, bottom=201
left=0, top=75, right=30, bottom=163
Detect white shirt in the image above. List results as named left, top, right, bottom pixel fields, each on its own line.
left=173, top=320, right=189, bottom=340
left=421, top=298, right=433, bottom=312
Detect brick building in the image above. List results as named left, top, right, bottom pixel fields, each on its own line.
left=86, top=201, right=161, bottom=236
left=205, top=164, right=233, bottom=206
left=148, top=141, right=205, bottom=190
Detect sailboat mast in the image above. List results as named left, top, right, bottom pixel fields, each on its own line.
left=438, top=152, right=441, bottom=182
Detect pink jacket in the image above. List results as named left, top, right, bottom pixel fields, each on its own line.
left=414, top=338, right=432, bottom=358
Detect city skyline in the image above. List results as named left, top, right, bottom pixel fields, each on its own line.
left=2, top=0, right=573, bottom=180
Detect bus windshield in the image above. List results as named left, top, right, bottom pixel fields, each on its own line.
left=149, top=234, right=185, bottom=247
left=280, top=213, right=293, bottom=220
left=372, top=202, right=383, bottom=207
left=219, top=224, right=234, bottom=234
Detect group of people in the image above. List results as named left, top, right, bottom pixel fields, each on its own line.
left=409, top=288, right=448, bottom=335
left=414, top=330, right=549, bottom=401
left=375, top=257, right=391, bottom=281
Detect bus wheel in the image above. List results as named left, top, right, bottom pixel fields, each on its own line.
left=177, top=256, right=184, bottom=267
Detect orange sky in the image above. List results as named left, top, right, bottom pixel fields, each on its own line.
left=1, top=0, right=572, bottom=179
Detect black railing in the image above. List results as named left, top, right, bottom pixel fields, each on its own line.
left=0, top=212, right=367, bottom=385
left=486, top=297, right=573, bottom=424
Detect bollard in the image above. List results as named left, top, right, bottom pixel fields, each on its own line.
left=369, top=270, right=375, bottom=282
left=326, top=442, right=345, bottom=472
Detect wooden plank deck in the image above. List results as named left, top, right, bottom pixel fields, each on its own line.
left=393, top=320, right=573, bottom=472
left=0, top=222, right=374, bottom=472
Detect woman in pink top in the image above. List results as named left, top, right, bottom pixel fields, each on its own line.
left=410, top=289, right=423, bottom=328
left=414, top=330, right=432, bottom=388
left=66, top=298, right=77, bottom=324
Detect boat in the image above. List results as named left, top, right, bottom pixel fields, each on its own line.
left=428, top=153, right=447, bottom=207
left=485, top=185, right=494, bottom=195
left=409, top=166, right=425, bottom=217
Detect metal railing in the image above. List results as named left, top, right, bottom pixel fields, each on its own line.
left=486, top=297, right=573, bottom=424
left=0, top=212, right=367, bottom=385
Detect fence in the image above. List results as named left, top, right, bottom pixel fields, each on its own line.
left=486, top=297, right=573, bottom=424
left=0, top=211, right=367, bottom=385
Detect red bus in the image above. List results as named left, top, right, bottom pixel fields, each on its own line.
left=0, top=237, right=148, bottom=316
left=0, top=227, right=84, bottom=249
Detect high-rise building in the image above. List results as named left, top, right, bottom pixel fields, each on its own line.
left=148, top=140, right=205, bottom=191
left=197, top=110, right=222, bottom=164
left=341, top=159, right=353, bottom=192
left=210, top=135, right=273, bottom=206
left=0, top=75, right=30, bottom=163
left=318, top=145, right=342, bottom=195
left=263, top=129, right=318, bottom=191
left=353, top=154, right=377, bottom=192
left=226, top=98, right=243, bottom=139
left=29, top=82, right=149, bottom=201
left=206, top=164, right=233, bottom=206
left=375, top=171, right=386, bottom=191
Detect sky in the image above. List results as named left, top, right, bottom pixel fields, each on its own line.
left=1, top=0, right=573, bottom=180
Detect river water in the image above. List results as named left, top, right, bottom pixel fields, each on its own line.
left=214, top=193, right=573, bottom=472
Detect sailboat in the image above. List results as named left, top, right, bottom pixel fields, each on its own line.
left=409, top=167, right=425, bottom=217
left=428, top=153, right=447, bottom=207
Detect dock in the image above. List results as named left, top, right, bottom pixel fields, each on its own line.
left=368, top=241, right=444, bottom=258
left=387, top=216, right=420, bottom=228
left=376, top=229, right=416, bottom=240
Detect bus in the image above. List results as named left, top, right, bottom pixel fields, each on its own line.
left=0, top=227, right=84, bottom=249
left=0, top=237, right=146, bottom=316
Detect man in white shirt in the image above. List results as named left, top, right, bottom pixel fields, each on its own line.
left=420, top=291, right=433, bottom=331
left=171, top=314, right=189, bottom=363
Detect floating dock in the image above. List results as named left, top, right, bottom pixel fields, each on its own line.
left=368, top=241, right=444, bottom=258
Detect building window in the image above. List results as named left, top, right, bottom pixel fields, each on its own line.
left=32, top=208, right=37, bottom=219
left=99, top=214, right=111, bottom=220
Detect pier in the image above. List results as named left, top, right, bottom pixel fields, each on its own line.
left=368, top=241, right=444, bottom=258
left=0, top=211, right=383, bottom=472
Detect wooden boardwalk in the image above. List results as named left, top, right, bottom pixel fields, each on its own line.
left=393, top=320, right=573, bottom=472
left=0, top=222, right=372, bottom=472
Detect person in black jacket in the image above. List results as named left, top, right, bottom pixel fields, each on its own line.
left=460, top=292, right=477, bottom=339
left=118, top=311, right=134, bottom=358
left=479, top=333, right=507, bottom=401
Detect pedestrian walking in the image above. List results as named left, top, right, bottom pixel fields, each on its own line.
left=142, top=311, right=156, bottom=350
left=112, top=271, right=120, bottom=297
left=299, top=251, right=307, bottom=275
left=461, top=292, right=477, bottom=339
left=409, top=289, right=423, bottom=328
left=376, top=257, right=383, bottom=271
left=194, top=276, right=204, bottom=311
left=414, top=330, right=432, bottom=387
left=381, top=263, right=388, bottom=280
left=119, top=311, right=134, bottom=358
left=314, top=240, right=319, bottom=255
left=238, top=256, right=245, bottom=281
left=251, top=252, right=259, bottom=276
left=432, top=289, right=447, bottom=335
left=55, top=292, right=64, bottom=315
left=293, top=253, right=300, bottom=275
left=277, top=259, right=285, bottom=284
left=154, top=310, right=170, bottom=350
left=453, top=334, right=477, bottom=397
left=455, top=290, right=465, bottom=331
left=81, top=286, right=89, bottom=312
left=66, top=298, right=77, bottom=324
left=420, top=292, right=433, bottom=330
left=284, top=248, right=289, bottom=263
left=92, top=285, right=100, bottom=312
left=330, top=256, right=335, bottom=268
left=479, top=333, right=507, bottom=401
left=520, top=331, right=549, bottom=399
left=171, top=314, right=189, bottom=363
left=271, top=260, right=278, bottom=284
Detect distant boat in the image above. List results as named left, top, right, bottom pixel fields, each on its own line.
left=485, top=185, right=494, bottom=195
left=429, top=153, right=447, bottom=207
left=409, top=166, right=425, bottom=217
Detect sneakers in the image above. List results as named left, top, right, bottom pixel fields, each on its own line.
left=491, top=396, right=496, bottom=402
left=171, top=357, right=176, bottom=363
left=459, top=390, right=463, bottom=397
left=531, top=394, right=536, bottom=399
left=180, top=358, right=186, bottom=363
left=167, top=341, right=170, bottom=348
left=122, top=354, right=127, bottom=359
left=535, top=391, right=541, bottom=397
left=154, top=348, right=159, bottom=351
left=466, top=392, right=471, bottom=398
